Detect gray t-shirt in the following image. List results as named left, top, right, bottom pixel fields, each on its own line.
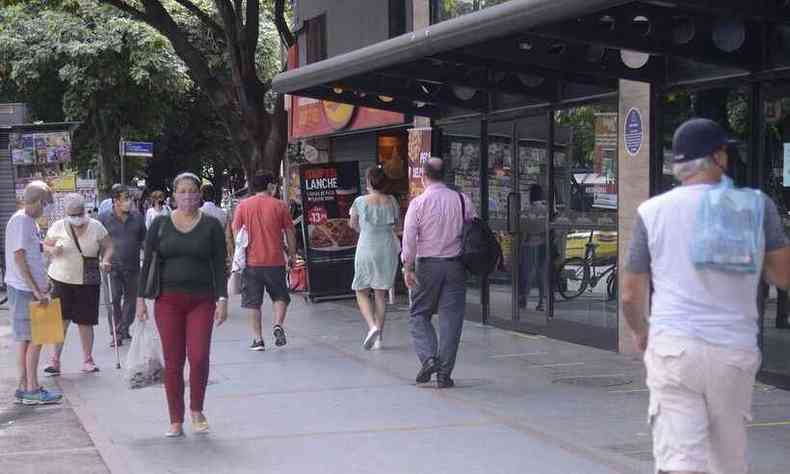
left=99, top=210, right=146, bottom=272
left=625, top=184, right=789, bottom=351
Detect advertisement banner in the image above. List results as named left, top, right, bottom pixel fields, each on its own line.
left=593, top=113, right=618, bottom=208
left=15, top=174, right=97, bottom=228
left=408, top=128, right=432, bottom=199
left=300, top=162, right=361, bottom=299
left=286, top=47, right=405, bottom=140
left=9, top=131, right=71, bottom=164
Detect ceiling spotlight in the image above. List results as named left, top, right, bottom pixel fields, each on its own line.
left=452, top=85, right=477, bottom=101
left=378, top=96, right=394, bottom=103
left=620, top=50, right=650, bottom=69
left=333, top=87, right=344, bottom=94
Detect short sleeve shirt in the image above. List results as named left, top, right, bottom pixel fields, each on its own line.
left=99, top=210, right=146, bottom=271
left=4, top=210, right=48, bottom=292
left=624, top=185, right=789, bottom=350
left=46, top=219, right=108, bottom=285
left=232, top=195, right=295, bottom=267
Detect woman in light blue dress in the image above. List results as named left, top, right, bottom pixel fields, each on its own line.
left=350, top=165, right=400, bottom=350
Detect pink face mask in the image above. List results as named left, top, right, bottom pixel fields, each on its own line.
left=174, top=192, right=201, bottom=212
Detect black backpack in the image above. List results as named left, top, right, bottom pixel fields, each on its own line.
left=458, top=193, right=502, bottom=275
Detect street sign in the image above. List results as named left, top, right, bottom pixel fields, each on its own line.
left=121, top=141, right=154, bottom=157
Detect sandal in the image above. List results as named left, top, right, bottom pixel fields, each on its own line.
left=44, top=364, right=61, bottom=377
left=81, top=359, right=100, bottom=373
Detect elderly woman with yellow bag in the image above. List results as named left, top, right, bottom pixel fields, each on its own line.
left=43, top=193, right=113, bottom=375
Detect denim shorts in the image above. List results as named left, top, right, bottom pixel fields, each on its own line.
left=8, top=286, right=34, bottom=342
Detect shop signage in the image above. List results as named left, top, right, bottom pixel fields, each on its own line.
left=322, top=101, right=356, bottom=130
left=286, top=46, right=404, bottom=140
left=624, top=107, right=643, bottom=156
left=408, top=128, right=432, bottom=199
left=300, top=161, right=361, bottom=300
left=121, top=141, right=154, bottom=157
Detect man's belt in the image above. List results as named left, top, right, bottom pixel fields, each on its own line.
left=417, top=256, right=462, bottom=263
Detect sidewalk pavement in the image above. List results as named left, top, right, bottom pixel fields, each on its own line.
left=0, top=297, right=108, bottom=474
left=3, top=294, right=790, bottom=474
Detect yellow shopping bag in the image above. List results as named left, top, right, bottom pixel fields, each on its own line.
left=29, top=298, right=65, bottom=345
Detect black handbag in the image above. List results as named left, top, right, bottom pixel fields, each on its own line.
left=140, top=218, right=166, bottom=299
left=68, top=224, right=101, bottom=286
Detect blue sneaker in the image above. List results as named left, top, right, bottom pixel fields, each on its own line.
left=14, top=388, right=25, bottom=404
left=21, top=388, right=63, bottom=406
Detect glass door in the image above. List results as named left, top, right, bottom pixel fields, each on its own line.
left=481, top=116, right=551, bottom=328
left=760, top=82, right=790, bottom=385
left=549, top=103, right=619, bottom=349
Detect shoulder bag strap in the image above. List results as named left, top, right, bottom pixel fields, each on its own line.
left=67, top=223, right=86, bottom=257
left=457, top=191, right=466, bottom=222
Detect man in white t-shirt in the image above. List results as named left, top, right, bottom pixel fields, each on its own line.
left=623, top=118, right=790, bottom=474
left=4, top=181, right=63, bottom=405
left=200, top=183, right=227, bottom=228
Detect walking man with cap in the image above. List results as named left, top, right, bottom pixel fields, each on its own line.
left=623, top=118, right=790, bottom=474
left=402, top=157, right=475, bottom=388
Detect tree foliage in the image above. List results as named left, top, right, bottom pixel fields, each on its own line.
left=0, top=0, right=190, bottom=193
left=97, top=0, right=292, bottom=181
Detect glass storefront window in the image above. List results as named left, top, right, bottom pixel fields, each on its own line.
left=550, top=103, right=618, bottom=344
left=760, top=83, right=790, bottom=382
left=660, top=87, right=752, bottom=192
left=431, top=0, right=513, bottom=23
left=553, top=104, right=618, bottom=228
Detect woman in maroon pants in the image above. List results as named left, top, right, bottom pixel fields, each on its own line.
left=135, top=172, right=228, bottom=438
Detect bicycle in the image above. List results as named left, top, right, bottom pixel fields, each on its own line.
left=556, top=230, right=617, bottom=301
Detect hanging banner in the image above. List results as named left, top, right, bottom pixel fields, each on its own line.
left=300, top=161, right=361, bottom=301
left=408, top=128, right=432, bottom=199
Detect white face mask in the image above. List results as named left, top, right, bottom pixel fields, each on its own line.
left=66, top=215, right=87, bottom=227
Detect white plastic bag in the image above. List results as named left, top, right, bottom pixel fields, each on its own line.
left=232, top=226, right=249, bottom=273
left=124, top=319, right=164, bottom=389
left=227, top=271, right=242, bottom=296
left=690, top=176, right=765, bottom=273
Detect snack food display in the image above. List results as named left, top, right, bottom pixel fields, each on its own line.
left=309, top=218, right=359, bottom=250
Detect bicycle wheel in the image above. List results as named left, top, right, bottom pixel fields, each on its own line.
left=557, top=257, right=589, bottom=300
left=606, top=269, right=617, bottom=301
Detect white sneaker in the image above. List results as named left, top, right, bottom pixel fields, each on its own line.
left=372, top=338, right=382, bottom=350
left=363, top=327, right=380, bottom=350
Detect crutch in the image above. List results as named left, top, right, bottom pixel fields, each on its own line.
left=104, top=272, right=121, bottom=369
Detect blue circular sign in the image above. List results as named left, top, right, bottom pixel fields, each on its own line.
left=624, top=108, right=643, bottom=156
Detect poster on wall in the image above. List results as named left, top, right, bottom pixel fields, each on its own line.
left=408, top=128, right=431, bottom=199
left=15, top=174, right=97, bottom=228
left=9, top=132, right=72, bottom=164
left=300, top=161, right=361, bottom=300
left=594, top=113, right=618, bottom=209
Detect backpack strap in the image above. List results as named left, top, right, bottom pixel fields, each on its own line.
left=457, top=191, right=465, bottom=223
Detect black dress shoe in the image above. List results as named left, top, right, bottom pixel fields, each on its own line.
left=415, top=357, right=439, bottom=384
left=436, top=374, right=455, bottom=389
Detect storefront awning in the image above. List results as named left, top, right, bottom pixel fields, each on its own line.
left=273, top=0, right=790, bottom=118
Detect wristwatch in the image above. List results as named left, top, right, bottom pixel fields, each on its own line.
left=217, top=297, right=228, bottom=303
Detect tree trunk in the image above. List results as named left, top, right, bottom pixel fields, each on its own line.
left=100, top=0, right=289, bottom=184
left=92, top=112, right=120, bottom=198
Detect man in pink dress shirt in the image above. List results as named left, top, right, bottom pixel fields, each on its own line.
left=402, top=157, right=476, bottom=388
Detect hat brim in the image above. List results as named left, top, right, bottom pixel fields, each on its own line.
left=673, top=139, right=738, bottom=163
